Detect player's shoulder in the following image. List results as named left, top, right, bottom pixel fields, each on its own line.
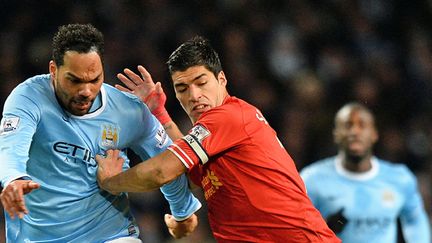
left=6, top=74, right=51, bottom=106
left=301, top=157, right=336, bottom=178
left=205, top=96, right=261, bottom=120
left=198, top=96, right=241, bottom=122
left=226, top=96, right=257, bottom=111
left=102, top=83, right=144, bottom=105
left=12, top=74, right=50, bottom=95
left=376, top=158, right=415, bottom=180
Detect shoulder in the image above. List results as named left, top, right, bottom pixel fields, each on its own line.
left=377, top=158, right=416, bottom=183
left=5, top=74, right=51, bottom=106
left=199, top=96, right=258, bottom=124
left=300, top=157, right=336, bottom=179
left=10, top=74, right=50, bottom=96
left=102, top=83, right=145, bottom=106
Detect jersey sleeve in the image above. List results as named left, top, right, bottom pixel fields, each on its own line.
left=398, top=166, right=431, bottom=243
left=300, top=166, right=321, bottom=209
left=0, top=87, right=40, bottom=187
left=168, top=103, right=246, bottom=171
left=129, top=104, right=201, bottom=220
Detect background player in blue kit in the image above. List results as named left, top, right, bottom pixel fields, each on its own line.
left=0, top=23, right=200, bottom=242
left=300, top=102, right=430, bottom=243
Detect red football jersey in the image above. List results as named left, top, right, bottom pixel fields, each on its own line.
left=168, top=96, right=340, bottom=243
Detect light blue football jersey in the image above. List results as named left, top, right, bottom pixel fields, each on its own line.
left=0, top=74, right=201, bottom=242
left=300, top=156, right=430, bottom=243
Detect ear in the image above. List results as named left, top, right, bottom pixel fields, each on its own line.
left=49, top=60, right=57, bottom=79
left=333, top=127, right=340, bottom=145
left=217, top=71, right=227, bottom=86
left=371, top=128, right=379, bottom=144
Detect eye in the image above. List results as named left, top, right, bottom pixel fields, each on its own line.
left=69, top=78, right=80, bottom=84
left=176, top=86, right=187, bottom=93
left=198, top=80, right=207, bottom=86
left=91, top=78, right=101, bottom=84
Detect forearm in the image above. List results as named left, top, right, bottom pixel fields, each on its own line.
left=162, top=120, right=184, bottom=141
left=101, top=150, right=187, bottom=193
left=102, top=161, right=160, bottom=192
left=401, top=210, right=431, bottom=243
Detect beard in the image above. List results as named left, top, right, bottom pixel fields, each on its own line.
left=53, top=78, right=94, bottom=116
left=345, top=153, right=364, bottom=164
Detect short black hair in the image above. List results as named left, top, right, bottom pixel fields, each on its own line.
left=52, top=23, right=104, bottom=66
left=167, top=36, right=222, bottom=77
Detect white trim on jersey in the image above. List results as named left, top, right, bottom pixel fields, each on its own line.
left=70, top=86, right=107, bottom=119
left=335, top=156, right=379, bottom=180
left=168, top=144, right=194, bottom=168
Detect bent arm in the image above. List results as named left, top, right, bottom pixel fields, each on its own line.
left=400, top=170, right=431, bottom=243
left=100, top=149, right=187, bottom=193
left=400, top=191, right=431, bottom=243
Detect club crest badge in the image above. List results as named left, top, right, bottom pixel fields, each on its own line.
left=0, top=116, right=20, bottom=136
left=100, top=124, right=120, bottom=149
left=381, top=189, right=396, bottom=208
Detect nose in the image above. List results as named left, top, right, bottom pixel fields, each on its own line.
left=78, top=83, right=92, bottom=98
left=348, top=123, right=362, bottom=136
left=189, top=85, right=202, bottom=101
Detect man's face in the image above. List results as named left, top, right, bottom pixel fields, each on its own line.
left=333, top=108, right=378, bottom=159
left=171, top=66, right=227, bottom=123
left=50, top=51, right=104, bottom=116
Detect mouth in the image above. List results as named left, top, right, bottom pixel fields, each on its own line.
left=192, top=104, right=210, bottom=112
left=346, top=139, right=365, bottom=153
left=72, top=100, right=92, bottom=111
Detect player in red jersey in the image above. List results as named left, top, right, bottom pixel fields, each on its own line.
left=96, top=36, right=340, bottom=242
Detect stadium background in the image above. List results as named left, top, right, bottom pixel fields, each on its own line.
left=0, top=1, right=431, bottom=242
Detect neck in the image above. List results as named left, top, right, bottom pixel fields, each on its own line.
left=339, top=152, right=373, bottom=172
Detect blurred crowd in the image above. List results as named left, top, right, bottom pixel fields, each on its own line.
left=0, top=0, right=431, bottom=242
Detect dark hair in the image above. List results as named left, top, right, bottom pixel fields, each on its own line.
left=52, top=23, right=104, bottom=66
left=167, top=36, right=222, bottom=77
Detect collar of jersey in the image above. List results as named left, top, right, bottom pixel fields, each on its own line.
left=335, top=156, right=379, bottom=181
left=67, top=85, right=107, bottom=119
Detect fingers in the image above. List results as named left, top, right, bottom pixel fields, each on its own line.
left=23, top=181, right=40, bottom=194
left=137, top=65, right=154, bottom=84
left=116, top=73, right=137, bottom=91
left=105, top=149, right=114, bottom=158
left=123, top=68, right=144, bottom=85
left=95, top=154, right=103, bottom=164
left=164, top=214, right=177, bottom=228
left=0, top=181, right=36, bottom=219
left=106, top=149, right=121, bottom=161
left=165, top=214, right=180, bottom=239
left=155, top=82, right=164, bottom=94
left=114, top=84, right=132, bottom=93
left=164, top=213, right=198, bottom=239
left=1, top=191, right=18, bottom=219
left=96, top=150, right=124, bottom=169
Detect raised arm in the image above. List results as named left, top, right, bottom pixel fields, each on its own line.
left=116, top=65, right=184, bottom=140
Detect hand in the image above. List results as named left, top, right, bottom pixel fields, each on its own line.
left=326, top=208, right=348, bottom=234
left=116, top=65, right=172, bottom=124
left=116, top=65, right=156, bottom=106
left=95, top=149, right=124, bottom=194
left=0, top=179, right=40, bottom=219
left=164, top=213, right=198, bottom=239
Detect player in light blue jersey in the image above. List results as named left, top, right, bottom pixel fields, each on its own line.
left=300, top=102, right=430, bottom=243
left=0, top=23, right=201, bottom=242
